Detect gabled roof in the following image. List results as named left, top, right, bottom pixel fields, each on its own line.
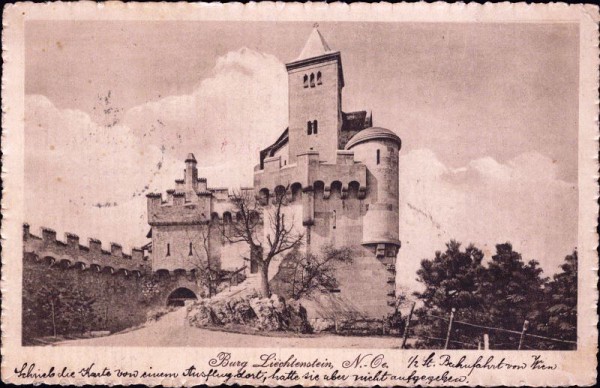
left=296, top=27, right=333, bottom=61
left=259, top=128, right=289, bottom=169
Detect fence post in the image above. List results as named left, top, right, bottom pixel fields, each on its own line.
left=444, top=308, right=456, bottom=350
left=484, top=333, right=489, bottom=350
left=518, top=320, right=529, bottom=350
left=401, top=302, right=416, bottom=349
left=50, top=299, right=57, bottom=338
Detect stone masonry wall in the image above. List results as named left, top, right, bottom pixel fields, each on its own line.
left=22, top=226, right=203, bottom=344
left=268, top=189, right=395, bottom=320
left=22, top=253, right=199, bottom=343
left=288, top=59, right=341, bottom=165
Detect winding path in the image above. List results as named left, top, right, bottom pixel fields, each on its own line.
left=56, top=308, right=404, bottom=348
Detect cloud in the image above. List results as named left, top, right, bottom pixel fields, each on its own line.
left=25, top=47, right=289, bottom=249
left=122, top=47, right=288, bottom=186
left=25, top=48, right=577, bottom=298
left=25, top=94, right=182, bottom=251
left=398, top=149, right=577, bottom=294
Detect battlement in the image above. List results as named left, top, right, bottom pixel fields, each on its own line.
left=146, top=155, right=258, bottom=226
left=23, top=224, right=149, bottom=275
left=254, top=149, right=367, bottom=201
left=146, top=191, right=212, bottom=226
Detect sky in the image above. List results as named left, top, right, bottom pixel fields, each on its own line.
left=24, top=21, right=579, bottom=291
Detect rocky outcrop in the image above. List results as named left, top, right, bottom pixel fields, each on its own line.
left=187, top=293, right=311, bottom=333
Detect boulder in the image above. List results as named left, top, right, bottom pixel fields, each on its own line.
left=187, top=293, right=311, bottom=333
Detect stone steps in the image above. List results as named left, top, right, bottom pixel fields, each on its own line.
left=211, top=274, right=261, bottom=301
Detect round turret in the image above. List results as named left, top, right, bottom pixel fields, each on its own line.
left=345, top=127, right=401, bottom=247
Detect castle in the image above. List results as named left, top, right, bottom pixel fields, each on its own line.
left=146, top=27, right=402, bottom=319
left=22, top=28, right=402, bottom=336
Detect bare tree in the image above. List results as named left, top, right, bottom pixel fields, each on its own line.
left=180, top=221, right=220, bottom=297
left=224, top=186, right=304, bottom=297
left=278, top=245, right=353, bottom=300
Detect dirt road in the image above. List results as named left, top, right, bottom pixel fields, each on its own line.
left=56, top=308, right=404, bottom=348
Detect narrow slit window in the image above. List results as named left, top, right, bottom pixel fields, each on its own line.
left=313, top=120, right=318, bottom=134
left=317, top=71, right=322, bottom=85
left=376, top=149, right=380, bottom=165
left=332, top=210, right=336, bottom=229
left=307, top=121, right=312, bottom=135
left=189, top=242, right=193, bottom=256
left=310, top=73, right=315, bottom=88
left=166, top=243, right=171, bottom=256
left=303, top=74, right=308, bottom=88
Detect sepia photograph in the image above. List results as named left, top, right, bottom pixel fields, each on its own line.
left=20, top=19, right=580, bottom=350
left=2, top=2, right=598, bottom=386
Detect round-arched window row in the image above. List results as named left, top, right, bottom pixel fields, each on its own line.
left=303, top=71, right=322, bottom=88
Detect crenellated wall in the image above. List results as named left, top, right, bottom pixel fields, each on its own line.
left=254, top=150, right=368, bottom=225
left=21, top=223, right=219, bottom=343
left=263, top=183, right=397, bottom=318
left=23, top=224, right=149, bottom=275
left=22, top=249, right=209, bottom=343
left=146, top=161, right=254, bottom=274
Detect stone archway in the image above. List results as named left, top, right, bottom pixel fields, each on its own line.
left=166, top=287, right=198, bottom=307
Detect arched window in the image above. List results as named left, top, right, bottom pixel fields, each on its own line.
left=376, top=149, right=381, bottom=165
left=303, top=74, right=308, bottom=88
left=310, top=73, right=315, bottom=88
left=317, top=71, right=322, bottom=85
left=313, top=120, right=318, bottom=134
left=189, top=242, right=193, bottom=256
left=307, top=121, right=312, bottom=135
left=166, top=243, right=171, bottom=257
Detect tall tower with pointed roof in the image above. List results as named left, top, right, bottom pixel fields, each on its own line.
left=286, top=26, right=345, bottom=165
left=145, top=26, right=403, bottom=321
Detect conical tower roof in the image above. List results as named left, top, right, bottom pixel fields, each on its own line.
left=185, top=153, right=197, bottom=163
left=296, top=26, right=334, bottom=61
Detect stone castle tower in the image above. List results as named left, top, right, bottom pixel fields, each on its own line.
left=255, top=27, right=402, bottom=318
left=146, top=27, right=402, bottom=319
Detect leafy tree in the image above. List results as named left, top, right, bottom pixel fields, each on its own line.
left=413, top=241, right=552, bottom=350
left=413, top=240, right=486, bottom=348
left=31, top=281, right=98, bottom=337
left=35, top=284, right=62, bottom=337
left=538, top=250, right=577, bottom=349
left=479, top=243, right=548, bottom=349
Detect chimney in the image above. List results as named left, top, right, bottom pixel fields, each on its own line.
left=23, top=223, right=30, bottom=240
left=365, top=110, right=373, bottom=128
left=185, top=153, right=198, bottom=192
